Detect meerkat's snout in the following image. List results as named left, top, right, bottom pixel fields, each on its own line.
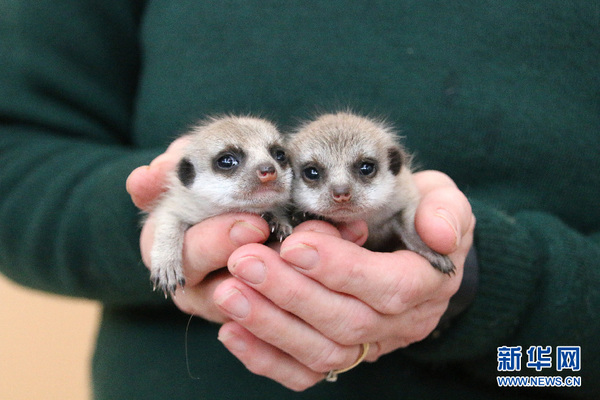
left=331, top=185, right=352, bottom=203
left=257, top=163, right=278, bottom=183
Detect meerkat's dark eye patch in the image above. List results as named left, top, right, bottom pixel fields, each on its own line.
left=388, top=147, right=403, bottom=176
left=177, top=157, right=196, bottom=187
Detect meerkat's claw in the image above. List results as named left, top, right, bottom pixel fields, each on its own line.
left=427, top=253, right=456, bottom=275
left=150, top=268, right=186, bottom=299
left=277, top=223, right=293, bottom=242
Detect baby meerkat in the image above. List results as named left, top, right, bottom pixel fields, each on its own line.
left=150, top=116, right=293, bottom=296
left=288, top=112, right=455, bottom=274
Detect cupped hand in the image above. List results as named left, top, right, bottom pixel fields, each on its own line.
left=214, top=170, right=475, bottom=390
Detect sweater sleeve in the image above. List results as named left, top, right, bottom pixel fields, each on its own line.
left=0, top=1, right=166, bottom=306
left=405, top=198, right=600, bottom=395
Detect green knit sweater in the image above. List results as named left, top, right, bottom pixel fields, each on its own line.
left=1, top=1, right=598, bottom=399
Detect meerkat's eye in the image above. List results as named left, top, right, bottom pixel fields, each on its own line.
left=216, top=154, right=239, bottom=170
left=359, top=162, right=376, bottom=176
left=270, top=147, right=287, bottom=164
left=303, top=166, right=320, bottom=181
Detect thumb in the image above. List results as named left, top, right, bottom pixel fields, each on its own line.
left=413, top=171, right=473, bottom=255
left=125, top=136, right=190, bottom=211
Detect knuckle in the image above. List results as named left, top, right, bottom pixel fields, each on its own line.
left=411, top=323, right=435, bottom=342
left=245, top=353, right=275, bottom=377
left=399, top=305, right=443, bottom=344
left=172, top=292, right=200, bottom=317
left=244, top=351, right=320, bottom=392
left=305, top=343, right=349, bottom=373
left=408, top=320, right=438, bottom=343
left=376, top=273, right=423, bottom=314
left=334, top=307, right=375, bottom=345
left=278, top=285, right=306, bottom=311
left=287, top=380, right=316, bottom=393
left=278, top=371, right=320, bottom=392
left=337, top=258, right=368, bottom=292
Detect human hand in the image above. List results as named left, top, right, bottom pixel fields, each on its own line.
left=214, top=170, right=475, bottom=390
left=126, top=138, right=274, bottom=323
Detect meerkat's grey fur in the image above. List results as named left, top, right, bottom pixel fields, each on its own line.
left=288, top=112, right=455, bottom=274
left=150, top=116, right=293, bottom=296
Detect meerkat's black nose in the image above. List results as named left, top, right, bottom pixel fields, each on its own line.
left=257, top=163, right=277, bottom=183
left=332, top=185, right=352, bottom=203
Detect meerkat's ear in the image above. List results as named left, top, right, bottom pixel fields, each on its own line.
left=177, top=157, right=196, bottom=187
left=387, top=147, right=404, bottom=176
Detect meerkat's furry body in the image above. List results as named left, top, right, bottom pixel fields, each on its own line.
left=150, top=116, right=293, bottom=295
left=288, top=112, right=455, bottom=274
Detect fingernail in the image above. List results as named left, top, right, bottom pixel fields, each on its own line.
left=218, top=330, right=247, bottom=353
left=230, top=257, right=266, bottom=285
left=230, top=221, right=268, bottom=246
left=280, top=243, right=319, bottom=270
left=215, top=288, right=250, bottom=319
left=434, top=208, right=460, bottom=247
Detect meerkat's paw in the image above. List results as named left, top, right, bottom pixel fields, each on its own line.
left=397, top=228, right=456, bottom=275
left=268, top=218, right=293, bottom=242
left=150, top=263, right=186, bottom=298
left=262, top=212, right=293, bottom=242
left=290, top=210, right=324, bottom=225
left=421, top=251, right=456, bottom=275
left=274, top=222, right=293, bottom=242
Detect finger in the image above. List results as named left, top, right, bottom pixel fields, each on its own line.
left=140, top=213, right=271, bottom=285
left=279, top=232, right=459, bottom=315
left=291, top=219, right=342, bottom=237
left=172, top=269, right=232, bottom=323
left=293, top=219, right=369, bottom=246
left=414, top=187, right=473, bottom=255
left=336, top=220, right=369, bottom=245
left=218, top=322, right=324, bottom=391
left=126, top=165, right=167, bottom=211
left=412, top=170, right=474, bottom=255
left=182, top=213, right=272, bottom=285
left=126, top=137, right=191, bottom=211
left=229, top=241, right=458, bottom=345
left=213, top=277, right=366, bottom=374
left=412, top=170, right=457, bottom=195
left=218, top=320, right=438, bottom=389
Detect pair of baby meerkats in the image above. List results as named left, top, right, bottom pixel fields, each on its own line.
left=149, top=112, right=455, bottom=296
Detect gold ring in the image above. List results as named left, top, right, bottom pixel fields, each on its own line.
left=325, top=343, right=370, bottom=382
